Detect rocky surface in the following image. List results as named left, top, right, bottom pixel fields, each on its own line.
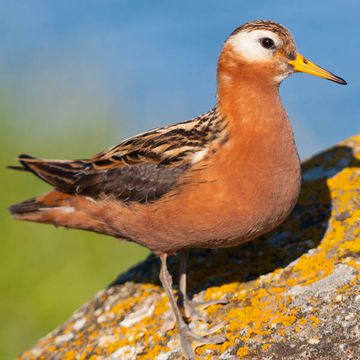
left=20, top=135, right=360, bottom=360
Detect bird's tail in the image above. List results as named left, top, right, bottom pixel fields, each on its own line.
left=8, top=154, right=118, bottom=237
left=8, top=154, right=78, bottom=221
left=9, top=197, right=50, bottom=216
left=9, top=189, right=117, bottom=237
left=9, top=190, right=74, bottom=222
left=8, top=153, right=84, bottom=191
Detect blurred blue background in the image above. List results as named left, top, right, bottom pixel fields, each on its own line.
left=0, top=1, right=358, bottom=358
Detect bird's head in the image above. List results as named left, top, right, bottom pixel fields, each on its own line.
left=219, top=20, right=346, bottom=86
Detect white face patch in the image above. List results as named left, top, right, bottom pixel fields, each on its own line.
left=227, top=29, right=283, bottom=62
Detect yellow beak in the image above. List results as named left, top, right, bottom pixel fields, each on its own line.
left=288, top=53, right=347, bottom=85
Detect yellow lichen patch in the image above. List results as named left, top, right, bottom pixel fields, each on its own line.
left=295, top=317, right=307, bottom=332
left=205, top=282, right=242, bottom=301
left=237, top=346, right=250, bottom=357
left=344, top=258, right=360, bottom=271
left=309, top=315, right=320, bottom=327
left=292, top=250, right=335, bottom=286
left=341, top=239, right=360, bottom=254
left=62, top=350, right=76, bottom=360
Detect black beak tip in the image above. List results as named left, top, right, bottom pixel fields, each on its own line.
left=335, top=76, right=347, bottom=85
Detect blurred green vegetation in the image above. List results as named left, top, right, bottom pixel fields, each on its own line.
left=0, top=90, right=149, bottom=359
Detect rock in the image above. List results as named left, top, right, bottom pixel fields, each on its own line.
left=19, top=135, right=360, bottom=360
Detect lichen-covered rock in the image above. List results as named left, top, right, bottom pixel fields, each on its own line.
left=20, top=136, right=360, bottom=360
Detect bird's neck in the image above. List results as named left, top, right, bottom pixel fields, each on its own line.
left=215, top=49, right=299, bottom=173
left=216, top=51, right=284, bottom=135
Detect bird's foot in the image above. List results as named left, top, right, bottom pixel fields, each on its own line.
left=179, top=323, right=226, bottom=360
left=183, top=297, right=228, bottom=323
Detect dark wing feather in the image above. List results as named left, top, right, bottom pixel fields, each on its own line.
left=10, top=108, right=227, bottom=203
left=75, top=163, right=189, bottom=203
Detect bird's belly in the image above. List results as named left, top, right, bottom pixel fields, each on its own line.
left=173, top=170, right=299, bottom=249
left=109, top=154, right=301, bottom=254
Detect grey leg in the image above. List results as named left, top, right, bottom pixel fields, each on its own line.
left=159, top=253, right=225, bottom=360
left=179, top=250, right=228, bottom=322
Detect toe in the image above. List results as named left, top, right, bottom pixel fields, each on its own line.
left=183, top=297, right=228, bottom=322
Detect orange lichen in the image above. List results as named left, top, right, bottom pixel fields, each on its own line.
left=341, top=239, right=360, bottom=254
left=292, top=251, right=335, bottom=286
left=237, top=346, right=250, bottom=357
left=309, top=315, right=320, bottom=327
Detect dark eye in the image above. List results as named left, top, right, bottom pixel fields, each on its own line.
left=260, top=37, right=275, bottom=49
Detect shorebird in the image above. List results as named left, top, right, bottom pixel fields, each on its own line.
left=9, top=20, right=346, bottom=359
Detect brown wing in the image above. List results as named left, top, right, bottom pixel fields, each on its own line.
left=12, top=154, right=190, bottom=203
left=10, top=108, right=227, bottom=204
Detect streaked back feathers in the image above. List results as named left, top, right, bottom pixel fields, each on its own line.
left=10, top=107, right=228, bottom=208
